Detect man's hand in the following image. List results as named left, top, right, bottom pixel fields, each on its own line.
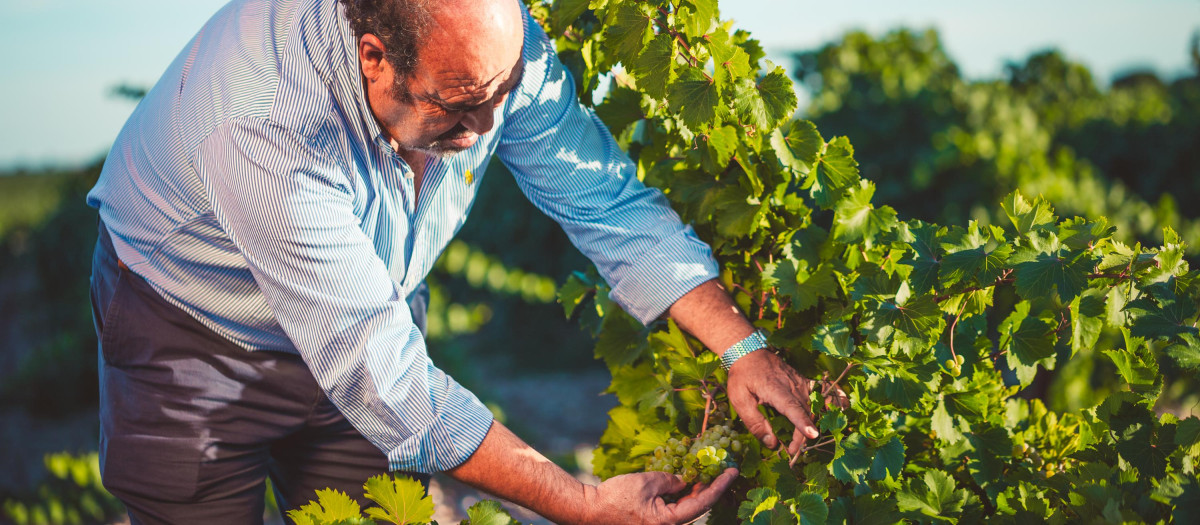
left=582, top=469, right=738, bottom=525
left=727, top=349, right=849, bottom=456
left=668, top=279, right=851, bottom=456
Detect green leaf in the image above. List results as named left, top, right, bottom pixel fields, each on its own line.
left=709, top=185, right=764, bottom=238
left=813, top=321, right=855, bottom=358
left=831, top=433, right=873, bottom=483
left=668, top=66, right=719, bottom=129
left=904, top=222, right=943, bottom=293
left=766, top=260, right=839, bottom=311
left=1012, top=249, right=1091, bottom=303
left=363, top=475, right=434, bottom=525
left=1165, top=343, right=1200, bottom=371
left=679, top=0, right=717, bottom=38
left=557, top=272, right=594, bottom=319
left=605, top=2, right=653, bottom=65
left=736, top=63, right=796, bottom=131
left=1104, top=349, right=1157, bottom=389
left=771, top=120, right=823, bottom=175
left=1125, top=293, right=1200, bottom=339
left=866, top=436, right=905, bottom=481
left=897, top=470, right=967, bottom=517
left=1071, top=289, right=1106, bottom=353
left=705, top=125, right=738, bottom=169
left=932, top=398, right=965, bottom=443
left=594, top=310, right=649, bottom=370
left=462, top=500, right=516, bottom=525
left=940, top=245, right=1011, bottom=287
left=293, top=489, right=363, bottom=523
left=1005, top=316, right=1056, bottom=368
left=630, top=33, right=676, bottom=100
left=1000, top=191, right=1056, bottom=235
left=808, top=143, right=859, bottom=209
left=790, top=493, right=829, bottom=525
left=865, top=294, right=941, bottom=343
left=551, top=0, right=591, bottom=33
left=832, top=180, right=897, bottom=243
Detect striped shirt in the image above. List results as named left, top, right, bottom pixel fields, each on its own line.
left=87, top=0, right=718, bottom=474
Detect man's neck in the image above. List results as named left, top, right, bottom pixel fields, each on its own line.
left=394, top=143, right=427, bottom=205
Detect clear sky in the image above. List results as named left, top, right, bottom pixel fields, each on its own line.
left=0, top=0, right=1196, bottom=169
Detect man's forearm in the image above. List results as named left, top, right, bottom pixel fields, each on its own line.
left=446, top=420, right=589, bottom=524
left=667, top=279, right=756, bottom=356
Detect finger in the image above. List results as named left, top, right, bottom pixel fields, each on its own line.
left=666, top=468, right=739, bottom=522
left=769, top=396, right=819, bottom=442
left=736, top=400, right=779, bottom=449
left=642, top=471, right=687, bottom=496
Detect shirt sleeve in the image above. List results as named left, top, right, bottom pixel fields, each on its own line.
left=193, top=117, right=493, bottom=474
left=496, top=8, right=720, bottom=325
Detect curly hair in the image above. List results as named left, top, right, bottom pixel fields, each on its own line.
left=339, top=0, right=433, bottom=100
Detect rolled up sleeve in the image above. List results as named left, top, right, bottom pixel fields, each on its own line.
left=496, top=9, right=719, bottom=324
left=194, top=118, right=492, bottom=473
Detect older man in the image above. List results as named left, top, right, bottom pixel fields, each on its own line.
left=87, top=0, right=830, bottom=523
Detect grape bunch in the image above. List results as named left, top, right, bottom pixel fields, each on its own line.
left=645, top=424, right=744, bottom=484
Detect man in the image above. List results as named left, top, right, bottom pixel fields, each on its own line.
left=87, top=0, right=836, bottom=522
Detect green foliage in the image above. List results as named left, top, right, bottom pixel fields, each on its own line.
left=1, top=452, right=124, bottom=525
left=538, top=0, right=1200, bottom=522
left=290, top=474, right=516, bottom=525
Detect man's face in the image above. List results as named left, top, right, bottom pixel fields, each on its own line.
left=359, top=0, right=525, bottom=158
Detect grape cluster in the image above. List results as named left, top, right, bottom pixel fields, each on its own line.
left=645, top=424, right=743, bottom=484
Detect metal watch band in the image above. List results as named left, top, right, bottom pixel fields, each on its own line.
left=720, top=329, right=769, bottom=370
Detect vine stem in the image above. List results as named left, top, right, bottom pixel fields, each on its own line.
left=947, top=290, right=974, bottom=363
left=700, top=391, right=713, bottom=435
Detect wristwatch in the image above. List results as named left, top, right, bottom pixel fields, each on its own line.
left=720, top=329, right=769, bottom=371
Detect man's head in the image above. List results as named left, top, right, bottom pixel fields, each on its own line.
left=341, top=0, right=525, bottom=157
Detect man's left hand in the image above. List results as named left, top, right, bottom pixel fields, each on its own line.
left=726, top=348, right=850, bottom=457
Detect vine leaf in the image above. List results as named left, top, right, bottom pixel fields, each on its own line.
left=896, top=470, right=968, bottom=518
left=605, top=2, right=653, bottom=66
left=678, top=0, right=718, bottom=38
left=550, top=0, right=591, bottom=33
left=1011, top=248, right=1091, bottom=303
left=288, top=488, right=365, bottom=525
left=808, top=141, right=859, bottom=209
left=831, top=433, right=873, bottom=483
left=1001, top=191, right=1056, bottom=235
left=832, top=180, right=897, bottom=243
left=669, top=66, right=719, bottom=129
left=866, top=437, right=905, bottom=481
left=462, top=500, right=517, bottom=525
left=631, top=33, right=676, bottom=100
left=733, top=63, right=797, bottom=131
left=771, top=120, right=823, bottom=175
left=363, top=475, right=434, bottom=525
left=789, top=493, right=829, bottom=525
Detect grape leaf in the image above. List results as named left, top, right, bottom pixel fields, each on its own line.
left=1165, top=343, right=1200, bottom=371
left=604, top=2, right=653, bottom=66
left=813, top=320, right=855, bottom=358
left=771, top=120, right=823, bottom=175
left=897, top=470, right=967, bottom=517
left=809, top=143, right=859, bottom=209
left=1071, top=289, right=1107, bottom=353
left=594, top=309, right=649, bottom=370
left=867, top=436, right=905, bottom=481
left=668, top=66, right=719, bottom=129
left=831, top=433, right=873, bottom=483
left=463, top=500, right=517, bottom=525
left=1001, top=191, right=1056, bottom=235
left=551, top=0, right=591, bottom=33
left=363, top=475, right=434, bottom=525
left=1125, top=293, right=1200, bottom=339
left=631, top=33, right=676, bottom=100
left=940, top=244, right=1011, bottom=287
left=557, top=272, right=595, bottom=319
left=790, top=493, right=829, bottom=525
left=1004, top=316, right=1056, bottom=367
left=833, top=180, right=897, bottom=243
left=1012, top=249, right=1091, bottom=303
left=678, top=0, right=718, bottom=38
left=289, top=489, right=365, bottom=525
left=732, top=64, right=797, bottom=131
left=765, top=260, right=839, bottom=311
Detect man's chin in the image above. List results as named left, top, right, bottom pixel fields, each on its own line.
left=415, top=135, right=477, bottom=158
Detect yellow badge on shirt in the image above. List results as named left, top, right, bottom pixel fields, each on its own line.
left=464, top=169, right=474, bottom=185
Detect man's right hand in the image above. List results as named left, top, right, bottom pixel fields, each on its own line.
left=581, top=468, right=738, bottom=524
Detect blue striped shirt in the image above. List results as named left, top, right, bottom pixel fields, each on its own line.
left=87, top=0, right=718, bottom=473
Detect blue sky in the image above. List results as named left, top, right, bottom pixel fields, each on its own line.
left=0, top=0, right=1196, bottom=169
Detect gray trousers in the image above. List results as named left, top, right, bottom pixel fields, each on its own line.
left=90, top=223, right=429, bottom=524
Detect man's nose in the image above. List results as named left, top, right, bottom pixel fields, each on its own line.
left=460, top=104, right=495, bottom=136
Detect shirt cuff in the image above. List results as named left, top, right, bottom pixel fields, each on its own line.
left=385, top=372, right=495, bottom=474
left=607, top=226, right=720, bottom=325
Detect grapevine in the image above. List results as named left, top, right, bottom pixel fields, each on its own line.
left=539, top=0, right=1200, bottom=522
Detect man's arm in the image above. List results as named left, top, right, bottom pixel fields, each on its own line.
left=669, top=279, right=836, bottom=457
left=446, top=420, right=737, bottom=524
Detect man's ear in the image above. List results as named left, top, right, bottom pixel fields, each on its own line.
left=358, top=34, right=389, bottom=84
